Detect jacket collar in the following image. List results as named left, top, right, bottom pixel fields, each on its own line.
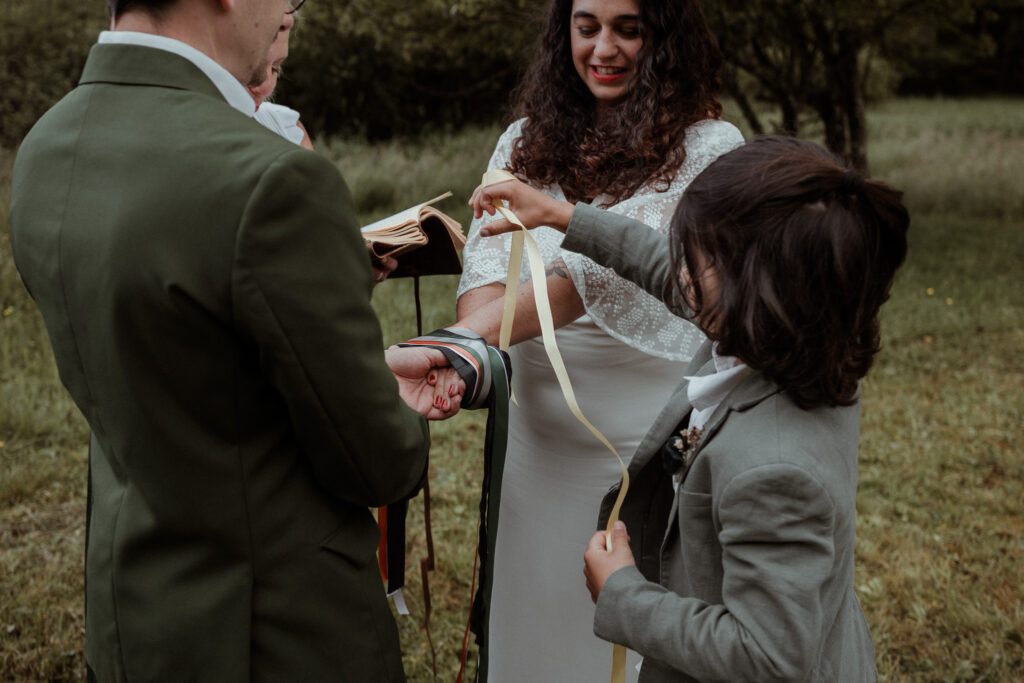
left=625, top=341, right=783, bottom=479
left=687, top=365, right=782, bottom=454
left=79, top=40, right=254, bottom=116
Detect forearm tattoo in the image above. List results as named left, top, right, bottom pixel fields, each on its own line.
left=545, top=258, right=570, bottom=280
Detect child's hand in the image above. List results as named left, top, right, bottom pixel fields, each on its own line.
left=583, top=520, right=635, bottom=603
left=370, top=253, right=398, bottom=284
left=468, top=178, right=574, bottom=236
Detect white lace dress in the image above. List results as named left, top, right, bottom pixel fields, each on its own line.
left=458, top=118, right=744, bottom=682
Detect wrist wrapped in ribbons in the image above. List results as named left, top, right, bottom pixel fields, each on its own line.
left=396, top=327, right=509, bottom=410
left=397, top=327, right=512, bottom=681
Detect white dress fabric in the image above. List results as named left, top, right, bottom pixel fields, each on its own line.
left=458, top=118, right=744, bottom=682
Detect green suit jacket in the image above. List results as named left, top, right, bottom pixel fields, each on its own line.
left=563, top=204, right=877, bottom=682
left=10, top=44, right=429, bottom=682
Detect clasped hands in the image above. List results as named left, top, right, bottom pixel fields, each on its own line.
left=388, top=344, right=638, bottom=601
left=385, top=346, right=465, bottom=420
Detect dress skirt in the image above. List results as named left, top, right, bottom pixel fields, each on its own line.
left=486, top=315, right=688, bottom=682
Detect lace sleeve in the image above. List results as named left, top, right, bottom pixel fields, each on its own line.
left=458, top=120, right=544, bottom=295
left=560, top=119, right=745, bottom=360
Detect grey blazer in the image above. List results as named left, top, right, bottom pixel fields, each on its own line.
left=563, top=204, right=877, bottom=682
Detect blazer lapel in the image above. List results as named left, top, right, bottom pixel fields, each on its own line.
left=674, top=369, right=783, bottom=489
left=597, top=342, right=713, bottom=576
left=660, top=365, right=782, bottom=561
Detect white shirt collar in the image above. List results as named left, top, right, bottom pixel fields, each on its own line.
left=98, top=31, right=255, bottom=117
left=685, top=345, right=752, bottom=416
left=254, top=102, right=305, bottom=146
left=670, top=346, right=752, bottom=489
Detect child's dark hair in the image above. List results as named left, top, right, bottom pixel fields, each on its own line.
left=669, top=136, right=909, bottom=409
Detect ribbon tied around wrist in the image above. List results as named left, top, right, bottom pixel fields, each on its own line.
left=398, top=327, right=511, bottom=681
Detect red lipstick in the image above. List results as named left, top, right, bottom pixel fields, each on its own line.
left=591, top=66, right=628, bottom=82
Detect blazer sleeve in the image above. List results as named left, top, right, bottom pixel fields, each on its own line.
left=231, top=147, right=429, bottom=507
left=594, top=464, right=838, bottom=682
left=560, top=203, right=689, bottom=318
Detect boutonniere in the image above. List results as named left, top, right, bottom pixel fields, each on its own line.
left=660, top=425, right=702, bottom=476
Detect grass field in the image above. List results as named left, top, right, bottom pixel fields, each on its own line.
left=1, top=98, right=1022, bottom=681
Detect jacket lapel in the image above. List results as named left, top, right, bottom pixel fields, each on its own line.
left=597, top=342, right=713, bottom=577
left=659, top=365, right=783, bottom=568
left=674, top=369, right=783, bottom=489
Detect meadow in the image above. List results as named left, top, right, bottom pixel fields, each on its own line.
left=1, top=98, right=1022, bottom=681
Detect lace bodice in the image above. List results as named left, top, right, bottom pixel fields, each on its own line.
left=457, top=118, right=745, bottom=361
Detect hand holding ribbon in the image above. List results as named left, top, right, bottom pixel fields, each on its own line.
left=468, top=175, right=575, bottom=236
left=584, top=521, right=636, bottom=603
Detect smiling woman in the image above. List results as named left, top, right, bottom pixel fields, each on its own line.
left=569, top=0, right=644, bottom=111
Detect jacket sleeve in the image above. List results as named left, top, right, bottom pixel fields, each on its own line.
left=594, top=464, right=838, bottom=682
left=561, top=202, right=690, bottom=318
left=557, top=120, right=741, bottom=362
left=231, top=147, right=429, bottom=507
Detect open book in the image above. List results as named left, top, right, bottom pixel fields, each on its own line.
left=361, top=192, right=465, bottom=278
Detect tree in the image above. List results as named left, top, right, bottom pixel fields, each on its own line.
left=891, top=0, right=1024, bottom=95
left=704, top=0, right=973, bottom=172
left=277, top=0, right=547, bottom=141
left=0, top=1, right=107, bottom=149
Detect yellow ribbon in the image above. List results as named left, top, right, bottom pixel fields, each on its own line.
left=482, top=169, right=630, bottom=683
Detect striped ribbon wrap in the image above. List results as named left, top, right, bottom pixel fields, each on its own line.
left=397, top=328, right=512, bottom=681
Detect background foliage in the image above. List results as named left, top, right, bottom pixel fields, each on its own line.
left=702, top=0, right=1024, bottom=169
left=0, top=2, right=107, bottom=150
left=277, top=0, right=546, bottom=141
left=1, top=0, right=1022, bottom=158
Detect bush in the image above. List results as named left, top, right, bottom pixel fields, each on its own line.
left=275, top=0, right=546, bottom=141
left=0, top=2, right=108, bottom=149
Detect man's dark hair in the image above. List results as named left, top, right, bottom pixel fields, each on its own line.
left=669, top=136, right=910, bottom=409
left=108, top=0, right=178, bottom=19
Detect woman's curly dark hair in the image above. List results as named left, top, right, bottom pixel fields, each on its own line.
left=507, top=0, right=724, bottom=205
left=669, top=136, right=910, bottom=409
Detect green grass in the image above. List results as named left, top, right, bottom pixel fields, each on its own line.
left=0, top=147, right=89, bottom=680
left=858, top=212, right=1024, bottom=680
left=868, top=98, right=1024, bottom=221
left=2, top=98, right=1023, bottom=681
